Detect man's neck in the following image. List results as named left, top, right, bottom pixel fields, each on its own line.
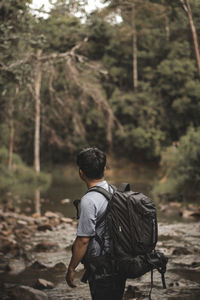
left=86, top=178, right=105, bottom=189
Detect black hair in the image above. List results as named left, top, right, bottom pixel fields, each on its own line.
left=76, top=147, right=106, bottom=180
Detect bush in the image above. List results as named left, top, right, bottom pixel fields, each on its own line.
left=115, top=126, right=165, bottom=161
left=152, top=127, right=200, bottom=202
left=0, top=147, right=51, bottom=198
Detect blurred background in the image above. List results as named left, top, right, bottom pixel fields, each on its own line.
left=1, top=0, right=200, bottom=215
left=0, top=1, right=200, bottom=299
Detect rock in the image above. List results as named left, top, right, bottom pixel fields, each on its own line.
left=35, top=278, right=54, bottom=289
left=24, top=207, right=32, bottom=213
left=14, top=219, right=28, bottom=230
left=32, top=213, right=41, bottom=219
left=168, top=280, right=187, bottom=287
left=0, top=261, right=10, bottom=272
left=44, top=211, right=60, bottom=218
left=181, top=209, right=200, bottom=219
left=17, top=219, right=28, bottom=226
left=34, top=217, right=48, bottom=224
left=169, top=246, right=193, bottom=255
left=0, top=236, right=18, bottom=254
left=60, top=217, right=73, bottom=224
left=49, top=218, right=60, bottom=226
left=72, top=221, right=78, bottom=227
left=0, top=222, right=8, bottom=231
left=169, top=202, right=182, bottom=208
left=6, top=216, right=17, bottom=226
left=61, top=198, right=70, bottom=204
left=30, top=261, right=48, bottom=270
left=0, top=230, right=10, bottom=236
left=3, top=201, right=15, bottom=212
left=12, top=285, right=49, bottom=300
left=35, top=241, right=59, bottom=252
left=37, top=224, right=53, bottom=231
left=50, top=262, right=66, bottom=272
left=8, top=258, right=26, bottom=274
left=173, top=255, right=200, bottom=267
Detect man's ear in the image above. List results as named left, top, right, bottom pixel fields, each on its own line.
left=79, top=169, right=84, bottom=180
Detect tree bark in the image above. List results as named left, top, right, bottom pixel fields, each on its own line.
left=132, top=5, right=138, bottom=91
left=34, top=49, right=42, bottom=173
left=7, top=94, right=15, bottom=170
left=165, top=15, right=170, bottom=42
left=34, top=188, right=41, bottom=216
left=181, top=0, right=200, bottom=78
left=8, top=118, right=14, bottom=170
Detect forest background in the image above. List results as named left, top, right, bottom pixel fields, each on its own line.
left=0, top=0, right=200, bottom=204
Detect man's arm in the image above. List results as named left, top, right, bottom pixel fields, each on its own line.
left=66, top=236, right=90, bottom=287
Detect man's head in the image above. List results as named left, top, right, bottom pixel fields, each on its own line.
left=77, top=147, right=106, bottom=180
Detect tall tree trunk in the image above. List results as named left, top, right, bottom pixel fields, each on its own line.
left=132, top=5, right=138, bottom=91
left=181, top=0, right=200, bottom=78
left=165, top=15, right=170, bottom=42
left=8, top=95, right=15, bottom=170
left=34, top=49, right=42, bottom=173
left=8, top=118, right=14, bottom=170
left=34, top=188, right=41, bottom=216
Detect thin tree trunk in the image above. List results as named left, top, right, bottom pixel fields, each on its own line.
left=34, top=188, right=41, bottom=216
left=132, top=6, right=138, bottom=91
left=8, top=94, right=15, bottom=170
left=181, top=0, right=200, bottom=78
left=8, top=118, right=14, bottom=170
left=165, top=15, right=170, bottom=42
left=34, top=49, right=42, bottom=173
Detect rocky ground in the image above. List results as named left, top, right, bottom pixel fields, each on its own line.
left=0, top=204, right=200, bottom=300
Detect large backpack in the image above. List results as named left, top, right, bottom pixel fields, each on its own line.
left=74, top=183, right=168, bottom=299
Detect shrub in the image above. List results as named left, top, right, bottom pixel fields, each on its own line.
left=0, top=147, right=51, bottom=198
left=152, top=127, right=200, bottom=202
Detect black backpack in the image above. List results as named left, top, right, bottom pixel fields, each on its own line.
left=74, top=183, right=168, bottom=299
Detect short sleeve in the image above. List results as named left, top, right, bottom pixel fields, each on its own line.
left=77, top=194, right=97, bottom=237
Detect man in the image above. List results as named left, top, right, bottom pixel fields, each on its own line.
left=66, top=147, right=126, bottom=300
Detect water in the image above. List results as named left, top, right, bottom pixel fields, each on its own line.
left=1, top=159, right=200, bottom=300
left=40, top=159, right=158, bottom=218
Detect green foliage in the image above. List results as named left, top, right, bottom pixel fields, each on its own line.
left=0, top=124, right=10, bottom=148
left=0, top=0, right=200, bottom=207
left=0, top=147, right=51, bottom=197
left=110, top=85, right=165, bottom=160
left=85, top=16, right=115, bottom=60
left=115, top=126, right=165, bottom=160
left=152, top=127, right=200, bottom=201
left=41, top=15, right=84, bottom=52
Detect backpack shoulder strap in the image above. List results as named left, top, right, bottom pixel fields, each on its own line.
left=87, top=186, right=112, bottom=201
left=117, top=182, right=131, bottom=192
left=86, top=185, right=113, bottom=228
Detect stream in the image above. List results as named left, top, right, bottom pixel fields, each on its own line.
left=0, top=160, right=200, bottom=299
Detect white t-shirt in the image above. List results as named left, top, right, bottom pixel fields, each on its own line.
left=77, top=180, right=111, bottom=257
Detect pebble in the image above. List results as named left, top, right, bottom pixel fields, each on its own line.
left=12, top=285, right=49, bottom=300
left=35, top=278, right=55, bottom=289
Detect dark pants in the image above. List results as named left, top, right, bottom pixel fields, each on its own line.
left=89, top=275, right=126, bottom=300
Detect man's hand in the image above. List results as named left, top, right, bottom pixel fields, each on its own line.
left=66, top=267, right=76, bottom=288
left=66, top=236, right=90, bottom=288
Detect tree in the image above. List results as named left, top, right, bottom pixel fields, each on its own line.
left=34, top=49, right=42, bottom=173
left=102, top=0, right=167, bottom=91
left=179, top=0, right=200, bottom=78
left=0, top=0, right=33, bottom=169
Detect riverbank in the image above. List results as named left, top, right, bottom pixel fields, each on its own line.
left=0, top=203, right=200, bottom=300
